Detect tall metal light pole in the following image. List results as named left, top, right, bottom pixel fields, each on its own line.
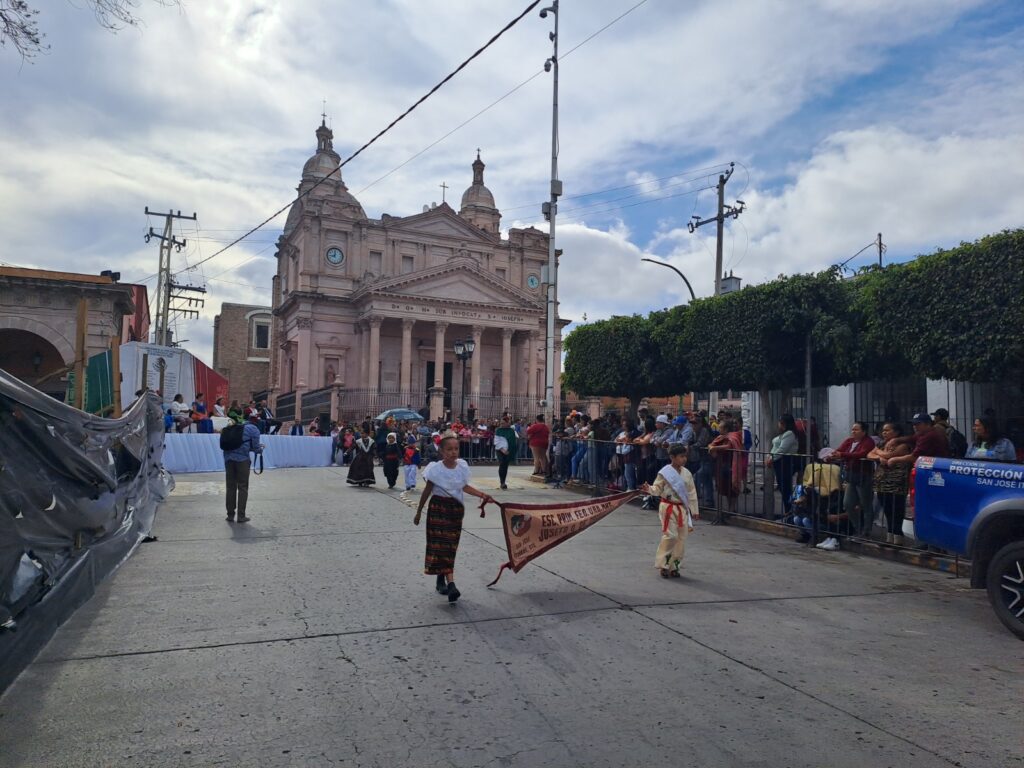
left=541, top=1, right=561, bottom=427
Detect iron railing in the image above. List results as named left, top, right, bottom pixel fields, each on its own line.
left=275, top=390, right=296, bottom=422
left=300, top=386, right=333, bottom=423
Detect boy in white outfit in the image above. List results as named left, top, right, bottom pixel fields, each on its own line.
left=642, top=444, right=700, bottom=578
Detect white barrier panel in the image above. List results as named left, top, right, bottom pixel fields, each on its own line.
left=162, top=434, right=333, bottom=473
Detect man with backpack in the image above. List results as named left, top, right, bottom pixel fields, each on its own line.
left=221, top=412, right=262, bottom=523
left=932, top=408, right=967, bottom=458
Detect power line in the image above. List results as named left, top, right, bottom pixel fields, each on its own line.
left=557, top=183, right=715, bottom=224
left=523, top=171, right=718, bottom=218
left=501, top=163, right=731, bottom=213
left=354, top=72, right=546, bottom=196
left=178, top=0, right=542, bottom=277
left=355, top=0, right=651, bottom=198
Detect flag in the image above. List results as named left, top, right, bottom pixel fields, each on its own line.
left=486, top=490, right=640, bottom=585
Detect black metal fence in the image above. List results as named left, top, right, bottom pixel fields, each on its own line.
left=276, top=390, right=296, bottom=422
left=541, top=434, right=934, bottom=552
left=300, top=386, right=333, bottom=423
left=337, top=388, right=578, bottom=423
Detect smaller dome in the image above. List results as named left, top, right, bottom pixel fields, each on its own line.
left=460, top=151, right=497, bottom=211
left=461, top=183, right=495, bottom=210
left=302, top=119, right=343, bottom=182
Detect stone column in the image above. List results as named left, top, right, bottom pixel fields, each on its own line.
left=400, top=318, right=415, bottom=395
left=295, top=317, right=314, bottom=426
left=430, top=321, right=448, bottom=420
left=433, top=322, right=448, bottom=388
left=296, top=317, right=313, bottom=390
left=501, top=328, right=514, bottom=410
left=357, top=321, right=368, bottom=390
left=330, top=381, right=345, bottom=424
left=527, top=330, right=539, bottom=405
left=469, top=325, right=483, bottom=413
left=368, top=316, right=382, bottom=391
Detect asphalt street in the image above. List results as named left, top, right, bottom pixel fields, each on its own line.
left=0, top=464, right=1020, bottom=768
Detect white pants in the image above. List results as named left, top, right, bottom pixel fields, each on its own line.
left=655, top=501, right=689, bottom=570
left=404, top=464, right=418, bottom=490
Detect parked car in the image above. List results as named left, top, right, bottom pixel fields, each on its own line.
left=911, top=456, right=1024, bottom=639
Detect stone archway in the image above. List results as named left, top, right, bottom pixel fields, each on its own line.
left=0, top=329, right=69, bottom=398
left=0, top=316, right=74, bottom=365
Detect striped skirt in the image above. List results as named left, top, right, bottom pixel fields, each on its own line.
left=424, top=495, right=464, bottom=575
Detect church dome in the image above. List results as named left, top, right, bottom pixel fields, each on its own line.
left=302, top=120, right=342, bottom=181
left=302, top=150, right=340, bottom=180
left=460, top=152, right=497, bottom=211
left=285, top=120, right=366, bottom=235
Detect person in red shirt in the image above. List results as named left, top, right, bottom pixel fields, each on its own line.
left=526, top=414, right=550, bottom=476
left=826, top=421, right=875, bottom=537
left=887, top=413, right=950, bottom=466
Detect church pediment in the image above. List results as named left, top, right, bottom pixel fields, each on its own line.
left=388, top=206, right=495, bottom=243
left=358, top=260, right=542, bottom=311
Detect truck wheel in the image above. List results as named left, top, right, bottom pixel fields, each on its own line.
left=986, top=541, right=1024, bottom=640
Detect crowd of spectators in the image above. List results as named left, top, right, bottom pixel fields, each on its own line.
left=149, top=384, right=1020, bottom=549
left=778, top=408, right=1018, bottom=550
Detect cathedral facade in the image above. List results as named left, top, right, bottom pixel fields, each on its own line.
left=271, top=121, right=564, bottom=421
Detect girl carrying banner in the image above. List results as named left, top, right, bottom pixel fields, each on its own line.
left=642, top=443, right=699, bottom=578
left=413, top=435, right=495, bottom=603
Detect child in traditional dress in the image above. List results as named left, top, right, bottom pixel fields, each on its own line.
left=414, top=435, right=494, bottom=603
left=403, top=434, right=421, bottom=491
left=381, top=432, right=402, bottom=489
left=346, top=431, right=377, bottom=486
left=642, top=443, right=700, bottom=578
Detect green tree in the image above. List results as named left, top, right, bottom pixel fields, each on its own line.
left=563, top=313, right=681, bottom=417
left=675, top=268, right=856, bottom=466
left=854, top=229, right=1024, bottom=383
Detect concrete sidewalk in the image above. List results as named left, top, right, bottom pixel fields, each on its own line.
left=1, top=464, right=1020, bottom=767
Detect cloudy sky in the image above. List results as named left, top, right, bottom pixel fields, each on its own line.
left=2, top=0, right=1022, bottom=365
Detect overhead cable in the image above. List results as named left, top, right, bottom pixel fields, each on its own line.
left=175, top=0, right=543, bottom=276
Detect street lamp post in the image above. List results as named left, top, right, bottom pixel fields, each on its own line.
left=453, top=338, right=475, bottom=422
left=639, top=258, right=696, bottom=303
left=640, top=258, right=697, bottom=413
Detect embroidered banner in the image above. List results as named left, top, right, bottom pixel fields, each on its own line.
left=486, top=490, right=640, bottom=585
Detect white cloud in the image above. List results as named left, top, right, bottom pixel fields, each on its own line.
left=0, top=0, right=1019, bottom=367
left=640, top=126, right=1024, bottom=301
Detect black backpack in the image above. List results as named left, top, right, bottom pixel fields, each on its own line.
left=946, top=425, right=967, bottom=458
left=220, top=423, right=245, bottom=451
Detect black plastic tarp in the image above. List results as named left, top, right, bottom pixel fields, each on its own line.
left=0, top=369, right=172, bottom=692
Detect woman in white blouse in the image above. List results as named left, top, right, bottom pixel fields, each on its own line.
left=414, top=434, right=495, bottom=603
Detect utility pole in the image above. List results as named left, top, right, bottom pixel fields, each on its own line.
left=541, top=1, right=562, bottom=427
left=688, top=163, right=744, bottom=415
left=688, top=162, right=745, bottom=296
left=877, top=232, right=885, bottom=267
left=73, top=297, right=88, bottom=410
left=145, top=207, right=196, bottom=346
